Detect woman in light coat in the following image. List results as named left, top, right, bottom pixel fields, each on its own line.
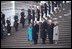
left=53, top=21, right=59, bottom=44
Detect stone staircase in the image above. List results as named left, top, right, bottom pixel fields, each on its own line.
left=1, top=2, right=71, bottom=48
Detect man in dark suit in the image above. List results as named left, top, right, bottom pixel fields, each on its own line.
left=32, top=21, right=39, bottom=44
left=14, top=14, right=19, bottom=31
left=1, top=12, right=6, bottom=39
left=48, top=1, right=51, bottom=15
left=28, top=8, right=32, bottom=25
left=32, top=7, right=35, bottom=21
left=1, top=20, right=4, bottom=39
left=44, top=3, right=47, bottom=17
left=46, top=20, right=54, bottom=44
left=36, top=7, right=40, bottom=21
left=40, top=20, right=47, bottom=44
left=56, top=1, right=61, bottom=8
left=41, top=4, right=44, bottom=18
left=52, top=1, right=55, bottom=13
left=1, top=12, right=5, bottom=26
left=6, top=19, right=11, bottom=36
left=55, top=1, right=63, bottom=10
left=20, top=9, right=25, bottom=28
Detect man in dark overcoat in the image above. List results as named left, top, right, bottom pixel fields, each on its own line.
left=14, top=15, right=19, bottom=31
left=1, top=12, right=5, bottom=26
left=32, top=7, right=35, bottom=22
left=51, top=1, right=55, bottom=13
left=41, top=4, right=44, bottom=18
left=44, top=3, right=47, bottom=17
left=40, top=19, right=48, bottom=44
left=6, top=19, right=11, bottom=35
left=32, top=21, right=39, bottom=44
left=36, top=8, right=40, bottom=21
left=48, top=1, right=51, bottom=15
left=20, top=9, right=25, bottom=28
left=27, top=9, right=32, bottom=25
left=46, top=20, right=54, bottom=44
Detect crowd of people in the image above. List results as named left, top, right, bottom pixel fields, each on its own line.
left=27, top=17, right=59, bottom=44
left=1, top=1, right=67, bottom=44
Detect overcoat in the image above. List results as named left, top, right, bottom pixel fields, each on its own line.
left=27, top=26, right=33, bottom=41
left=53, top=26, right=59, bottom=40
left=32, top=24, right=39, bottom=40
